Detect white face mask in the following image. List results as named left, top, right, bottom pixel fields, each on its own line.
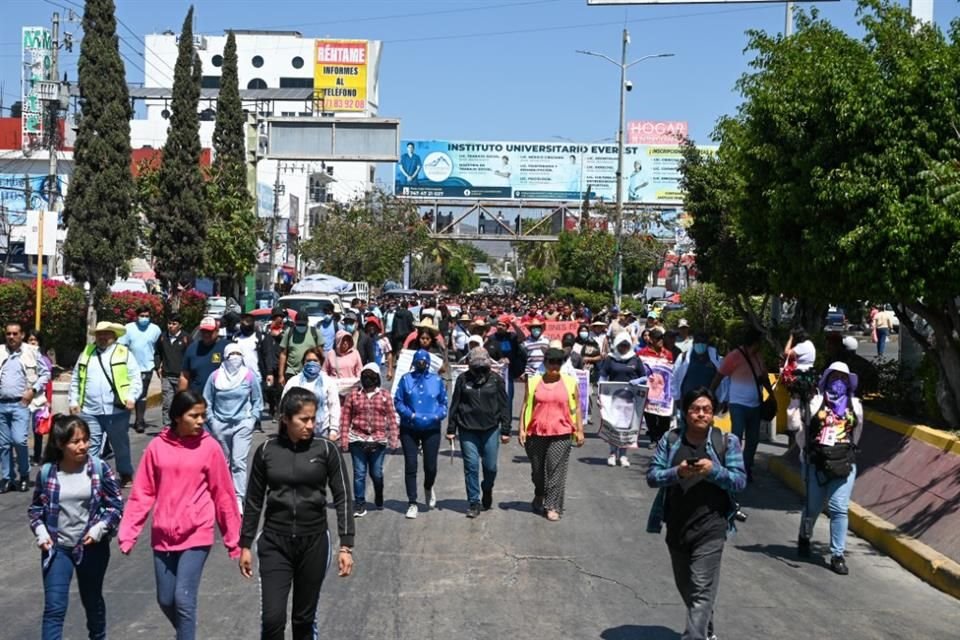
left=224, top=354, right=243, bottom=373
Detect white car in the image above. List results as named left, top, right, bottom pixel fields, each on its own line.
left=278, top=294, right=344, bottom=326
left=205, top=296, right=241, bottom=319
left=110, top=278, right=148, bottom=293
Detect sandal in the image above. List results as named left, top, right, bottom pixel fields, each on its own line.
left=545, top=509, right=561, bottom=522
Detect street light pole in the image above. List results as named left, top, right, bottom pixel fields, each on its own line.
left=576, top=41, right=673, bottom=308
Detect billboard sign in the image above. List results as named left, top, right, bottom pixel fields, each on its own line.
left=21, top=27, right=53, bottom=149
left=627, top=121, right=688, bottom=145
left=0, top=174, right=63, bottom=226
left=314, top=39, right=368, bottom=112
left=396, top=139, right=704, bottom=204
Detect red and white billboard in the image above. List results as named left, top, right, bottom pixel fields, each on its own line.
left=627, top=121, right=688, bottom=145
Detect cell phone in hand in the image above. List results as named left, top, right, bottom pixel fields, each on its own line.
left=686, top=457, right=702, bottom=466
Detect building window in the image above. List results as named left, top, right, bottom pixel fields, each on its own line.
left=247, top=78, right=267, bottom=89
left=292, top=56, right=304, bottom=69
left=212, top=54, right=223, bottom=67
left=201, top=75, right=221, bottom=89
left=252, top=55, right=264, bottom=68
left=279, top=77, right=314, bottom=89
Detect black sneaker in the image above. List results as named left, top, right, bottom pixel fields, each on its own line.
left=120, top=474, right=133, bottom=489
left=734, top=509, right=748, bottom=522
left=133, top=423, right=146, bottom=434
left=17, top=479, right=29, bottom=492
left=830, top=555, right=849, bottom=575
left=481, top=488, right=492, bottom=510
left=797, top=537, right=811, bottom=558
left=354, top=505, right=368, bottom=518
left=466, top=503, right=482, bottom=518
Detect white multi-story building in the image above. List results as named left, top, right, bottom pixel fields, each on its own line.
left=133, top=30, right=385, bottom=273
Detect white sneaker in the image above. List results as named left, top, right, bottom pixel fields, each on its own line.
left=405, top=504, right=419, bottom=519
left=607, top=454, right=617, bottom=467
left=428, top=488, right=437, bottom=509
left=619, top=457, right=631, bottom=468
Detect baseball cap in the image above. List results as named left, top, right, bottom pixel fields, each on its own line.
left=678, top=318, right=690, bottom=328
left=199, top=316, right=218, bottom=331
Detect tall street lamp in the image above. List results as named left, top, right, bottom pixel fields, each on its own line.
left=578, top=34, right=673, bottom=307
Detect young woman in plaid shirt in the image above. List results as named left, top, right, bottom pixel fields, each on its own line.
left=28, top=414, right=124, bottom=640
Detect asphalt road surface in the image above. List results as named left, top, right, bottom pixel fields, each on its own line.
left=2, top=397, right=957, bottom=640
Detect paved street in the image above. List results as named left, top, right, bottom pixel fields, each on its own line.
left=2, top=399, right=958, bottom=640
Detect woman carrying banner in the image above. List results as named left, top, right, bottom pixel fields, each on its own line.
left=597, top=332, right=647, bottom=467
left=519, top=348, right=584, bottom=521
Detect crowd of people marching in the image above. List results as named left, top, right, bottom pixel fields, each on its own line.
left=0, top=291, right=868, bottom=640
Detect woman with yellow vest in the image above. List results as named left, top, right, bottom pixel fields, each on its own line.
left=519, top=347, right=584, bottom=521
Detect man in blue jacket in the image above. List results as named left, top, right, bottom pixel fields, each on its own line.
left=394, top=349, right=447, bottom=519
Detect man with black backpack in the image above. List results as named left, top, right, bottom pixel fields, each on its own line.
left=277, top=311, right=323, bottom=387
left=647, top=387, right=747, bottom=640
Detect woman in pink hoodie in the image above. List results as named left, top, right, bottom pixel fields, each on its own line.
left=118, top=389, right=240, bottom=640
left=323, top=330, right=363, bottom=380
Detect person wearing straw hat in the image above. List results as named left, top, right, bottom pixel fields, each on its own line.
left=68, top=321, right=142, bottom=487
left=796, top=361, right=863, bottom=575
left=451, top=312, right=473, bottom=361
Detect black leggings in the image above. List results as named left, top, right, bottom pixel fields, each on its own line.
left=399, top=429, right=441, bottom=504
left=258, top=530, right=330, bottom=640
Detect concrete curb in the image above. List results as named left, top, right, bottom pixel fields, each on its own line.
left=767, top=456, right=960, bottom=600
left=864, top=409, right=960, bottom=456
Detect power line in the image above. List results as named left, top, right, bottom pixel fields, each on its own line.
left=382, top=4, right=783, bottom=45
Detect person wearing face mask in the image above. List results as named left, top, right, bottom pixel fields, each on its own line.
left=447, top=348, right=510, bottom=518
left=559, top=334, right=584, bottom=372
left=120, top=305, right=162, bottom=434
left=179, top=317, right=229, bottom=395
left=203, top=344, right=264, bottom=506
left=597, top=332, right=647, bottom=467
left=521, top=317, right=550, bottom=379
left=68, top=322, right=142, bottom=488
left=451, top=312, right=473, bottom=362
left=672, top=333, right=726, bottom=412
left=796, top=362, right=863, bottom=575
left=232, top=313, right=272, bottom=383
left=339, top=363, right=398, bottom=517
left=394, top=349, right=448, bottom=519
left=348, top=312, right=376, bottom=366
left=323, top=331, right=364, bottom=384
left=278, top=312, right=323, bottom=387
left=281, top=348, right=341, bottom=440
left=155, top=313, right=191, bottom=428
left=262, top=309, right=287, bottom=419
left=314, top=302, right=338, bottom=353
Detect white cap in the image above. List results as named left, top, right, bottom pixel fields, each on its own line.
left=678, top=318, right=689, bottom=328
left=467, top=335, right=483, bottom=347
left=842, top=336, right=858, bottom=352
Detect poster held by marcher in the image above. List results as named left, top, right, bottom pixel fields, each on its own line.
left=640, top=356, right=674, bottom=417
left=598, top=382, right=648, bottom=448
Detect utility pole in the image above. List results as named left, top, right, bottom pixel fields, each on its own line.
left=576, top=41, right=673, bottom=308
left=785, top=1, right=794, bottom=37
left=267, top=162, right=285, bottom=290
left=36, top=11, right=62, bottom=330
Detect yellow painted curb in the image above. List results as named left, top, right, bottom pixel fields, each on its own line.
left=767, top=456, right=960, bottom=600
left=865, top=409, right=960, bottom=456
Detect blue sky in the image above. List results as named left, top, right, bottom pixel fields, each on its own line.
left=3, top=0, right=960, bottom=145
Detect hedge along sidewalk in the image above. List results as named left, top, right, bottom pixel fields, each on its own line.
left=766, top=413, right=960, bottom=601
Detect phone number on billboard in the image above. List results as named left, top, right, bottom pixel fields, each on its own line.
left=325, top=98, right=365, bottom=110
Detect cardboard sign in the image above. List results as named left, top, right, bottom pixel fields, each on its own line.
left=390, top=349, right=444, bottom=396
left=598, top=381, right=648, bottom=448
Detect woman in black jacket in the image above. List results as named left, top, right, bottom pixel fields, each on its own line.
left=239, top=388, right=355, bottom=640
left=447, top=348, right=510, bottom=518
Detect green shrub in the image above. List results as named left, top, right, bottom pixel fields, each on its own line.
left=97, top=291, right=164, bottom=325
left=0, top=279, right=88, bottom=367
left=679, top=283, right=734, bottom=338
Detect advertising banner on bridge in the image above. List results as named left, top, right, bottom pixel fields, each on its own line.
left=314, top=39, right=368, bottom=112
left=395, top=139, right=706, bottom=204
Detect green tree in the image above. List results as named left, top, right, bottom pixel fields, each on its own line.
left=62, top=0, right=137, bottom=301
left=299, top=192, right=427, bottom=285
left=205, top=31, right=257, bottom=295
left=679, top=0, right=960, bottom=423
left=149, top=6, right=206, bottom=289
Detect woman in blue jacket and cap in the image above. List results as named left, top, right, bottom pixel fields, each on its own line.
left=394, top=349, right=448, bottom=520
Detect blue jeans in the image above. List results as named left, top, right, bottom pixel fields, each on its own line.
left=801, top=462, right=857, bottom=556
left=348, top=441, right=387, bottom=507
left=84, top=412, right=133, bottom=477
left=876, top=328, right=889, bottom=357
left=42, top=541, right=110, bottom=640
left=207, top=417, right=254, bottom=502
left=0, top=401, right=30, bottom=482
left=729, top=404, right=761, bottom=474
left=459, top=427, right=500, bottom=505
left=153, top=546, right=210, bottom=640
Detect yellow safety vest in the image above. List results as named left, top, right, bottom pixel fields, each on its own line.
left=76, top=344, right=132, bottom=407
left=521, top=374, right=579, bottom=430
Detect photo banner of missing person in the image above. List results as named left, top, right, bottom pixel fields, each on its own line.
left=598, top=382, right=648, bottom=448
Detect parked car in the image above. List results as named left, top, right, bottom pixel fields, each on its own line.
left=278, top=294, right=343, bottom=325
left=825, top=306, right=847, bottom=331
left=206, top=296, right=241, bottom=319
left=110, top=278, right=148, bottom=293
